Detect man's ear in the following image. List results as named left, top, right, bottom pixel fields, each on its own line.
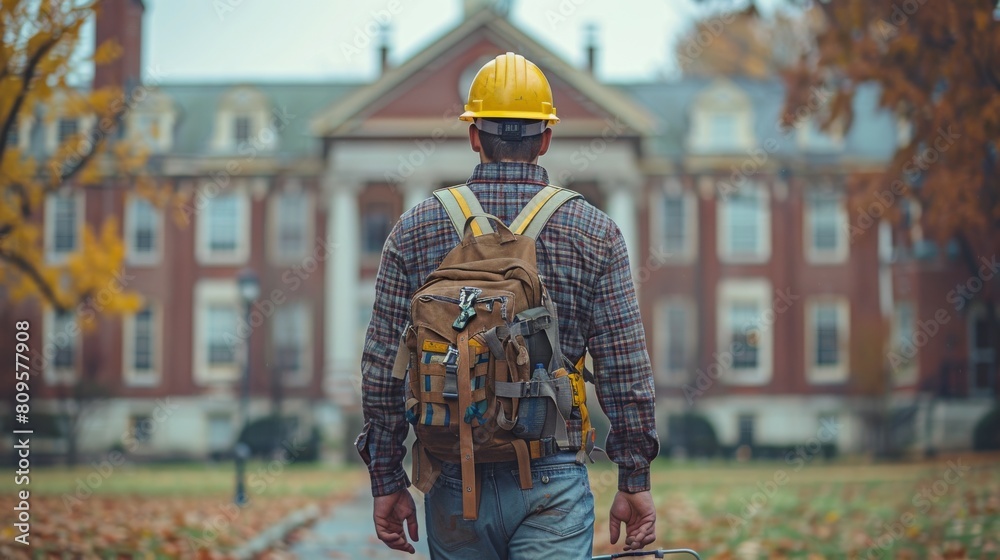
left=537, top=127, right=553, bottom=157
left=469, top=124, right=482, bottom=154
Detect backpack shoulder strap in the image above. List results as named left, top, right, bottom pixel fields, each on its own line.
left=433, top=184, right=496, bottom=238
left=509, top=185, right=583, bottom=239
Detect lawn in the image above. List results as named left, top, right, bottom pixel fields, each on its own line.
left=590, top=454, right=1000, bottom=559
left=3, top=455, right=998, bottom=559
left=0, top=461, right=365, bottom=559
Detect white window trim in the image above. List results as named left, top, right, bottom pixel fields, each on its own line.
left=804, top=190, right=849, bottom=265
left=718, top=181, right=771, bottom=264
left=193, top=280, right=242, bottom=385
left=717, top=279, right=774, bottom=386
left=653, top=297, right=696, bottom=386
left=267, top=183, right=314, bottom=265
left=650, top=179, right=697, bottom=264
left=272, top=303, right=313, bottom=387
left=123, top=301, right=162, bottom=387
left=805, top=297, right=850, bottom=385
left=125, top=195, right=164, bottom=266
left=195, top=185, right=250, bottom=266
left=43, top=309, right=77, bottom=385
left=45, top=190, right=84, bottom=264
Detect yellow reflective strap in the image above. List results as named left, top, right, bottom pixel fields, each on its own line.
left=449, top=187, right=483, bottom=237
left=513, top=186, right=561, bottom=235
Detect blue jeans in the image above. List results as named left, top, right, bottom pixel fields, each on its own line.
left=425, top=452, right=594, bottom=560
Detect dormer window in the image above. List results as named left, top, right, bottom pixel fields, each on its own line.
left=213, top=87, right=274, bottom=152
left=128, top=89, right=176, bottom=153
left=689, top=80, right=754, bottom=153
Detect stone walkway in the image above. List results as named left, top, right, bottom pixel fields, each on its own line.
left=290, top=489, right=429, bottom=559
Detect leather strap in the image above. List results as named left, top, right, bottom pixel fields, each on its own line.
left=456, top=330, right=478, bottom=520
left=511, top=439, right=533, bottom=490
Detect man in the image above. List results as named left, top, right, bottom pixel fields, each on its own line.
left=358, top=52, right=659, bottom=559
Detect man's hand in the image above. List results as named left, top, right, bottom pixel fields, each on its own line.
left=609, top=490, right=656, bottom=551
left=373, top=488, right=419, bottom=554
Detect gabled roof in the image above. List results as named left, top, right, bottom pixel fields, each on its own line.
left=309, top=9, right=655, bottom=137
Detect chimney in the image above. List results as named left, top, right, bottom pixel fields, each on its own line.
left=93, top=0, right=145, bottom=91
left=378, top=24, right=391, bottom=75
left=463, top=0, right=512, bottom=19
left=584, top=23, right=598, bottom=74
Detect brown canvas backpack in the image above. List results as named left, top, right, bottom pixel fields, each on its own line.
left=391, top=184, right=597, bottom=520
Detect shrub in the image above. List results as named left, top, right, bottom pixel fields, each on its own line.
left=664, top=413, right=719, bottom=458
left=973, top=407, right=1000, bottom=451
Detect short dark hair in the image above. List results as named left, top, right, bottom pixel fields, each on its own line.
left=478, top=120, right=544, bottom=162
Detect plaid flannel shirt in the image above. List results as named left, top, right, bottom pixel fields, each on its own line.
left=359, top=162, right=659, bottom=497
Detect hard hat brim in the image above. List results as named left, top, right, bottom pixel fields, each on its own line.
left=459, top=109, right=559, bottom=124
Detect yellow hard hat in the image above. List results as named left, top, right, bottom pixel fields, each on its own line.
left=459, top=52, right=559, bottom=125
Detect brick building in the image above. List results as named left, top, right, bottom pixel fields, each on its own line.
left=2, top=0, right=995, bottom=460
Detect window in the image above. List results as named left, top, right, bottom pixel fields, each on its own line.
left=133, top=308, right=154, bottom=370
left=717, top=279, right=773, bottom=385
left=53, top=312, right=75, bottom=369
left=272, top=304, right=310, bottom=381
left=57, top=117, right=78, bottom=144
left=272, top=190, right=309, bottom=259
left=652, top=181, right=696, bottom=262
left=126, top=197, right=160, bottom=263
left=806, top=190, right=847, bottom=263
left=362, top=203, right=393, bottom=255
left=814, top=305, right=839, bottom=366
left=665, top=305, right=687, bottom=371
left=720, top=184, right=770, bottom=262
left=663, top=195, right=685, bottom=252
left=730, top=303, right=760, bottom=369
left=44, top=310, right=77, bottom=383
left=234, top=116, right=252, bottom=145
left=209, top=196, right=238, bottom=252
left=968, top=306, right=996, bottom=397
left=197, top=190, right=249, bottom=264
left=655, top=300, right=692, bottom=384
left=737, top=414, right=755, bottom=447
left=46, top=192, right=81, bottom=260
left=131, top=415, right=153, bottom=443
left=728, top=191, right=759, bottom=254
left=124, top=304, right=159, bottom=387
left=194, top=281, right=243, bottom=384
left=206, top=306, right=238, bottom=366
left=708, top=113, right=738, bottom=147
left=806, top=298, right=850, bottom=384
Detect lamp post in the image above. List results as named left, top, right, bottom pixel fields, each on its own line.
left=235, top=268, right=260, bottom=506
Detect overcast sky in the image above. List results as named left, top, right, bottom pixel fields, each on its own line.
left=120, top=0, right=785, bottom=84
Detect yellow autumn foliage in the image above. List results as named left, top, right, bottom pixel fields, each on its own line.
left=0, top=0, right=157, bottom=320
